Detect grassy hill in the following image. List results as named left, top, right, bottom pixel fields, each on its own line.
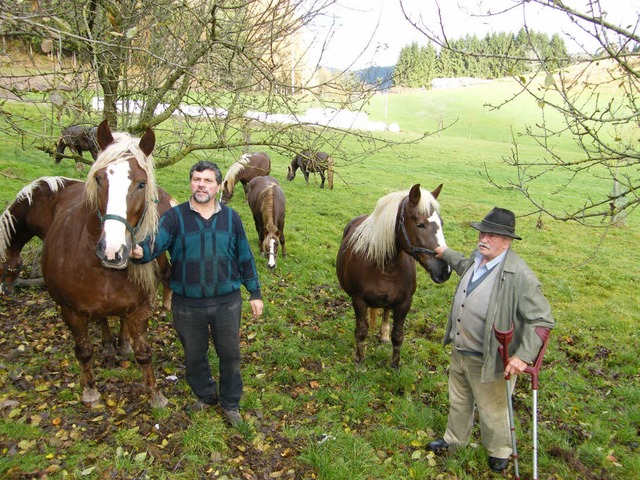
left=1, top=75, right=638, bottom=479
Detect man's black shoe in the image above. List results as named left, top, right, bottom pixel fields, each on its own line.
left=488, top=456, right=509, bottom=472
left=427, top=438, right=449, bottom=453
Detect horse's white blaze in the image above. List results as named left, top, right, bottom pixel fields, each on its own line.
left=102, top=161, right=131, bottom=260
left=429, top=211, right=446, bottom=248
left=267, top=238, right=277, bottom=268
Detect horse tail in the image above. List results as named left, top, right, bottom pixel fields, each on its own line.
left=327, top=155, right=334, bottom=190
left=261, top=185, right=278, bottom=250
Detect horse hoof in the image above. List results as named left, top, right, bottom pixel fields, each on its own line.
left=102, top=343, right=116, bottom=357
left=82, top=388, right=101, bottom=404
left=151, top=392, right=169, bottom=408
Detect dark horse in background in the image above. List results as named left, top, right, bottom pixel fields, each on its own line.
left=336, top=184, right=451, bottom=368
left=246, top=176, right=286, bottom=270
left=220, top=152, right=271, bottom=203
left=55, top=125, right=99, bottom=171
left=287, top=151, right=334, bottom=189
left=40, top=120, right=168, bottom=407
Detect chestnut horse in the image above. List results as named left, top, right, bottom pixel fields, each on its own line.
left=246, top=176, right=286, bottom=269
left=287, top=151, right=334, bottom=189
left=55, top=125, right=99, bottom=171
left=40, top=119, right=167, bottom=407
left=0, top=177, right=83, bottom=295
left=220, top=152, right=271, bottom=203
left=336, top=184, right=451, bottom=368
left=0, top=176, right=177, bottom=355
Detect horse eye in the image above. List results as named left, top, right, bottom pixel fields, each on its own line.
left=416, top=223, right=426, bottom=229
left=95, top=177, right=101, bottom=186
left=137, top=182, right=146, bottom=190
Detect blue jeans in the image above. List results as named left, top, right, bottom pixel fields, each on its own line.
left=172, top=295, right=243, bottom=410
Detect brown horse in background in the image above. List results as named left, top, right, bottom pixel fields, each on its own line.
left=246, top=176, right=286, bottom=269
left=336, top=184, right=451, bottom=368
left=40, top=120, right=168, bottom=407
left=287, top=151, right=334, bottom=189
left=55, top=125, right=99, bottom=171
left=220, top=152, right=271, bottom=203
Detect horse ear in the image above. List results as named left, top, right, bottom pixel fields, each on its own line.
left=138, top=127, right=155, bottom=157
left=408, top=184, right=421, bottom=206
left=96, top=119, right=114, bottom=151
left=431, top=183, right=443, bottom=200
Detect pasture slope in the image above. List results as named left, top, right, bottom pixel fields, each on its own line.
left=1, top=77, right=639, bottom=479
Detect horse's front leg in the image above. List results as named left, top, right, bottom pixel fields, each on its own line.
left=352, top=298, right=369, bottom=364
left=390, top=304, right=410, bottom=369
left=125, top=313, right=168, bottom=408
left=302, top=167, right=310, bottom=185
left=63, top=308, right=100, bottom=404
left=319, top=171, right=326, bottom=188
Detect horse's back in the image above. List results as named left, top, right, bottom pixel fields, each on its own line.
left=246, top=175, right=280, bottom=211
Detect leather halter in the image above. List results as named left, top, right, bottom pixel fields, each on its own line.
left=398, top=197, right=437, bottom=258
left=97, top=200, right=149, bottom=238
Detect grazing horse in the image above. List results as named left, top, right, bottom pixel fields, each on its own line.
left=287, top=151, right=334, bottom=189
left=246, top=176, right=286, bottom=269
left=55, top=125, right=99, bottom=170
left=336, top=184, right=451, bottom=368
left=0, top=177, right=83, bottom=295
left=220, top=152, right=271, bottom=203
left=40, top=119, right=168, bottom=407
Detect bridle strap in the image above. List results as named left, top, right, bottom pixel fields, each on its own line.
left=398, top=197, right=437, bottom=258
left=97, top=201, right=149, bottom=238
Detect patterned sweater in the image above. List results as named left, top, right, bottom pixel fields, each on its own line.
left=136, top=201, right=261, bottom=300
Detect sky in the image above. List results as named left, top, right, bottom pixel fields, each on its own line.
left=310, top=0, right=640, bottom=70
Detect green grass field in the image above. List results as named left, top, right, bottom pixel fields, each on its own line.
left=1, top=78, right=638, bottom=479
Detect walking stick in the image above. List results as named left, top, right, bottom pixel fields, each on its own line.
left=494, top=323, right=551, bottom=480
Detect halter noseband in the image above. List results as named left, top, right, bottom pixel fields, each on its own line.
left=398, top=197, right=437, bottom=258
left=97, top=200, right=149, bottom=238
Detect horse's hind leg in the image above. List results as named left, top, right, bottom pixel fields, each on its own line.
left=379, top=308, right=391, bottom=344
left=98, top=317, right=116, bottom=356
left=353, top=299, right=369, bottom=364
left=125, top=314, right=168, bottom=408
left=63, top=308, right=100, bottom=404
left=390, top=307, right=409, bottom=369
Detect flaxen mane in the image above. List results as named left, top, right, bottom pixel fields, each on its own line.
left=0, top=176, right=72, bottom=262
left=223, top=154, right=251, bottom=194
left=348, top=188, right=440, bottom=269
left=85, top=131, right=159, bottom=294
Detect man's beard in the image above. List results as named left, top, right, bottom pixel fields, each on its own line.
left=193, top=191, right=211, bottom=203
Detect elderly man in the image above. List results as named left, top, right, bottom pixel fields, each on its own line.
left=428, top=207, right=554, bottom=473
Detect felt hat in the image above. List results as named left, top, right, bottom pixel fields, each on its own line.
left=470, top=207, right=522, bottom=240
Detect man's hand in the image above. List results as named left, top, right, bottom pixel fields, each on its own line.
left=130, top=244, right=143, bottom=259
left=434, top=245, right=448, bottom=258
left=249, top=299, right=263, bottom=319
left=505, top=356, right=529, bottom=376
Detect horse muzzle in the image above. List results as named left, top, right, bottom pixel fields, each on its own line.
left=423, top=257, right=451, bottom=284
left=96, top=241, right=131, bottom=270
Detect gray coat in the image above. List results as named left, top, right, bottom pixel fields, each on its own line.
left=441, top=247, right=555, bottom=383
